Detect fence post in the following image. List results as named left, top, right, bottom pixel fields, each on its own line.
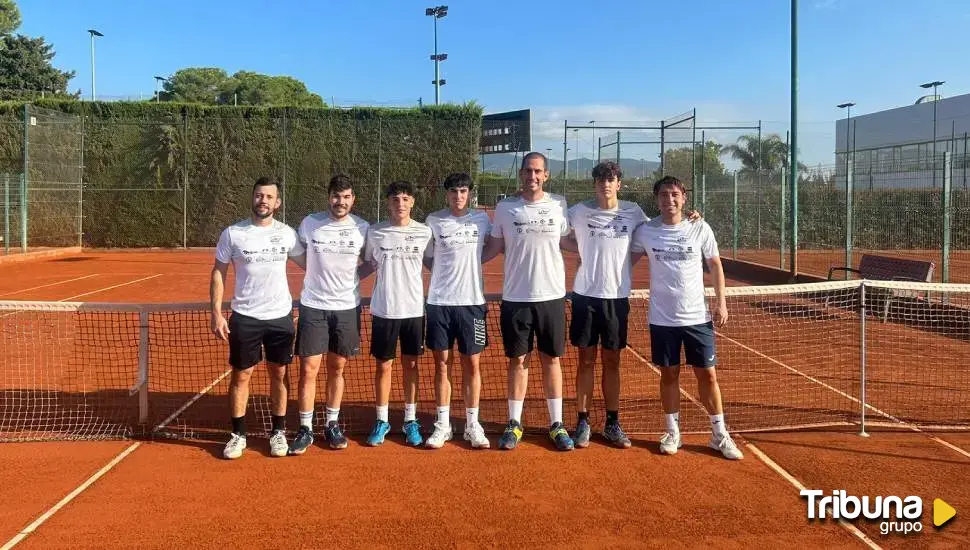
left=22, top=104, right=28, bottom=253
left=182, top=108, right=189, bottom=249
left=845, top=156, right=854, bottom=278
left=942, top=151, right=952, bottom=282
left=732, top=170, right=738, bottom=259
left=281, top=110, right=288, bottom=224
left=859, top=282, right=868, bottom=437
left=79, top=108, right=85, bottom=248
left=700, top=173, right=706, bottom=215
left=377, top=117, right=382, bottom=223
left=3, top=173, right=8, bottom=255
left=19, top=173, right=26, bottom=253
left=779, top=170, right=786, bottom=269
left=615, top=130, right=620, bottom=164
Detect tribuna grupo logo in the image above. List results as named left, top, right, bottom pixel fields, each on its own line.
left=801, top=490, right=923, bottom=535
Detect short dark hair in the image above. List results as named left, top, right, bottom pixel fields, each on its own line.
left=592, top=161, right=622, bottom=182
left=442, top=172, right=474, bottom=191
left=253, top=176, right=281, bottom=194
left=520, top=152, right=548, bottom=171
left=653, top=175, right=688, bottom=196
left=385, top=180, right=415, bottom=198
left=328, top=173, right=353, bottom=195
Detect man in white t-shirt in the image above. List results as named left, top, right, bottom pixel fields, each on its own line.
left=561, top=161, right=648, bottom=449
left=364, top=180, right=433, bottom=447
left=482, top=152, right=575, bottom=451
left=210, top=177, right=306, bottom=460
left=288, top=174, right=370, bottom=455
left=422, top=172, right=493, bottom=449
left=631, top=175, right=743, bottom=460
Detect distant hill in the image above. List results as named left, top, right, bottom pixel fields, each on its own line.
left=480, top=153, right=660, bottom=179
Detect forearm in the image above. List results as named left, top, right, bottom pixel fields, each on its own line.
left=210, top=269, right=226, bottom=315
left=710, top=259, right=726, bottom=304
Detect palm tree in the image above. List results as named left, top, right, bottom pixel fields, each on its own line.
left=721, top=133, right=807, bottom=173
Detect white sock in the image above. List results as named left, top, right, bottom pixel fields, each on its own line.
left=466, top=407, right=479, bottom=427
left=546, top=398, right=563, bottom=426
left=404, top=403, right=417, bottom=422
left=436, top=406, right=450, bottom=427
left=508, top=399, right=524, bottom=423
left=376, top=405, right=389, bottom=423
left=665, top=412, right=680, bottom=435
left=711, top=414, right=728, bottom=438
left=299, top=410, right=313, bottom=429
left=325, top=407, right=339, bottom=425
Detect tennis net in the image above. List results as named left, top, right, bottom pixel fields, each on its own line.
left=1, top=280, right=968, bottom=442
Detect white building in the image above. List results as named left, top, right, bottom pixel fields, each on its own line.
left=835, top=92, right=970, bottom=189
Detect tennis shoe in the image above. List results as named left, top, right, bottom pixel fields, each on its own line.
left=269, top=429, right=288, bottom=457
left=223, top=433, right=246, bottom=460
left=463, top=423, right=490, bottom=449
left=425, top=422, right=453, bottom=449
left=710, top=433, right=744, bottom=460
left=659, top=431, right=682, bottom=455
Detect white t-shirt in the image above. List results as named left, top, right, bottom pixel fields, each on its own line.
left=298, top=213, right=369, bottom=311
left=491, top=192, right=569, bottom=302
left=365, top=219, right=433, bottom=319
left=425, top=208, right=491, bottom=306
left=632, top=218, right=719, bottom=327
left=215, top=219, right=304, bottom=320
left=568, top=200, right=649, bottom=299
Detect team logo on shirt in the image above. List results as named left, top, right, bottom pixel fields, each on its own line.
left=270, top=235, right=283, bottom=245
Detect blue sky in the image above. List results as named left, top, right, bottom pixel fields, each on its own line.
left=16, top=0, right=970, bottom=165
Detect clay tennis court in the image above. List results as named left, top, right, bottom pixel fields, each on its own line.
left=1, top=248, right=968, bottom=549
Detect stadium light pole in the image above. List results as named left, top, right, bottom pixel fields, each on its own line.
left=87, top=29, right=104, bottom=101
left=425, top=6, right=448, bottom=105
left=837, top=102, right=855, bottom=156
left=573, top=128, right=580, bottom=178
left=789, top=0, right=798, bottom=278
left=920, top=81, right=945, bottom=162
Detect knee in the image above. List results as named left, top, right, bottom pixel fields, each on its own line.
left=231, top=367, right=253, bottom=386
left=327, top=362, right=344, bottom=378
left=508, top=357, right=527, bottom=372
left=268, top=365, right=288, bottom=383
left=300, top=357, right=321, bottom=377
left=694, top=367, right=717, bottom=385
left=660, top=368, right=680, bottom=384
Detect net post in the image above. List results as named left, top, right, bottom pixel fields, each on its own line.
left=845, top=156, right=854, bottom=279
left=942, top=151, right=952, bottom=283
left=732, top=170, right=738, bottom=258
left=138, top=311, right=150, bottom=425
left=858, top=282, right=868, bottom=437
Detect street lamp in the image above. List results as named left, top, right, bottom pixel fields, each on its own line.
left=87, top=29, right=104, bottom=101
left=425, top=6, right=448, bottom=105
left=154, top=75, right=168, bottom=103
left=837, top=101, right=855, bottom=164
left=919, top=80, right=945, bottom=163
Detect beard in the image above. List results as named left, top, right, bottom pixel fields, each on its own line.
left=252, top=204, right=274, bottom=219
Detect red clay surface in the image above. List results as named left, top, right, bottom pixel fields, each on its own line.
left=1, top=248, right=968, bottom=549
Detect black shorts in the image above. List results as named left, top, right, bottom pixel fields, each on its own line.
left=295, top=304, right=361, bottom=358
left=569, top=294, right=630, bottom=350
left=228, top=311, right=295, bottom=370
left=370, top=316, right=425, bottom=361
left=426, top=304, right=488, bottom=355
left=499, top=298, right=566, bottom=359
left=649, top=322, right=718, bottom=368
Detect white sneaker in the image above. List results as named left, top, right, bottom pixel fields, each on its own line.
left=223, top=433, right=247, bottom=460
left=659, top=432, right=682, bottom=455
left=425, top=422, right=454, bottom=449
left=463, top=423, right=490, bottom=449
left=269, top=430, right=288, bottom=457
left=710, top=433, right=744, bottom=460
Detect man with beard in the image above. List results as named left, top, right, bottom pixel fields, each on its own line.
left=289, top=174, right=370, bottom=455
left=288, top=174, right=371, bottom=455
left=210, top=177, right=305, bottom=460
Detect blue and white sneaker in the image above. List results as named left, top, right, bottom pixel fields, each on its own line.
left=367, top=420, right=391, bottom=446
left=288, top=425, right=314, bottom=455
left=403, top=420, right=423, bottom=447
left=573, top=419, right=591, bottom=448
left=324, top=422, right=348, bottom=450
left=549, top=422, right=574, bottom=451
left=602, top=423, right=632, bottom=449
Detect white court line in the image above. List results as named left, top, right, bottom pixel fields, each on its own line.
left=716, top=331, right=970, bottom=461
left=1, top=442, right=142, bottom=550
left=153, top=368, right=233, bottom=432
left=0, top=274, right=100, bottom=298
left=625, top=346, right=883, bottom=550
left=58, top=274, right=163, bottom=301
